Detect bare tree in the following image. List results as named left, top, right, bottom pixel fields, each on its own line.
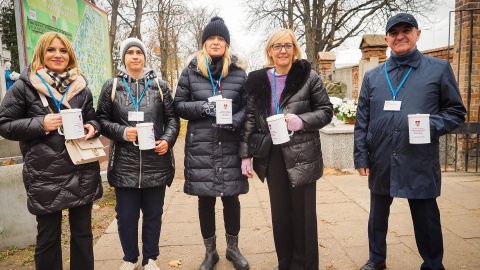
left=151, top=0, right=186, bottom=82
left=185, top=6, right=218, bottom=50
left=128, top=0, right=143, bottom=39
left=244, top=0, right=441, bottom=62
left=108, top=0, right=120, bottom=73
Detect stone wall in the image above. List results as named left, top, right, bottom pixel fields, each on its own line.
left=0, top=163, right=37, bottom=251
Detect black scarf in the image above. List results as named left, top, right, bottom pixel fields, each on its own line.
left=209, top=57, right=224, bottom=79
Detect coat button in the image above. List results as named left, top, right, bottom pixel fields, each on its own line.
left=219, top=142, right=222, bottom=145
left=219, top=168, right=222, bottom=171
left=394, top=129, right=399, bottom=134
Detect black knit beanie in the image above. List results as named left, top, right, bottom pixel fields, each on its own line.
left=201, top=17, right=230, bottom=45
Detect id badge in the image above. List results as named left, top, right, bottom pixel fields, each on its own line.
left=208, top=95, right=223, bottom=102
left=128, top=111, right=144, bottom=121
left=384, top=100, right=402, bottom=111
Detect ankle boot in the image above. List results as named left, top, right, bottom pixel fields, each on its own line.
left=225, top=233, right=249, bottom=270
left=199, top=235, right=219, bottom=270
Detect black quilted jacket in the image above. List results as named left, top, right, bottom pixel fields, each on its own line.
left=239, top=60, right=333, bottom=187
left=0, top=67, right=103, bottom=215
left=174, top=56, right=248, bottom=197
left=96, top=67, right=180, bottom=188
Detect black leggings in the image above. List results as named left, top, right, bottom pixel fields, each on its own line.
left=198, top=195, right=241, bottom=239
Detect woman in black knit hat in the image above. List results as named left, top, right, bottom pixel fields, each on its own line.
left=174, top=17, right=250, bottom=270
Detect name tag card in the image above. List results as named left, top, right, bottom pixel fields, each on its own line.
left=208, top=95, right=223, bottom=102
left=128, top=111, right=144, bottom=121
left=384, top=100, right=402, bottom=111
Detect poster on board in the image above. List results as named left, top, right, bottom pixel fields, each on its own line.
left=16, top=0, right=111, bottom=105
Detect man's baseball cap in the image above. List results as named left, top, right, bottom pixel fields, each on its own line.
left=385, top=13, right=418, bottom=33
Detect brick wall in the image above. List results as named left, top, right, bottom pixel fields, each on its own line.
left=451, top=2, right=479, bottom=122
left=422, top=46, right=454, bottom=62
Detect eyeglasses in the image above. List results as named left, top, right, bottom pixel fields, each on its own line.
left=271, top=43, right=294, bottom=52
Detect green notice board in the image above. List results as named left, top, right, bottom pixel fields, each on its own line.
left=19, top=0, right=111, bottom=105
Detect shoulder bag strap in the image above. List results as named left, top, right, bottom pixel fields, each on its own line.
left=38, top=92, right=54, bottom=114
left=154, top=78, right=164, bottom=102
left=110, top=78, right=118, bottom=102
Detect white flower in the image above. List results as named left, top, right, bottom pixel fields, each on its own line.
left=338, top=100, right=357, bottom=119
left=329, top=97, right=343, bottom=109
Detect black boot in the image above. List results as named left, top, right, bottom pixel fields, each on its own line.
left=225, top=233, right=249, bottom=270
left=199, top=235, right=219, bottom=270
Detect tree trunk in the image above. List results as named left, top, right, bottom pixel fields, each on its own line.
left=109, top=0, right=120, bottom=74
left=129, top=0, right=143, bottom=39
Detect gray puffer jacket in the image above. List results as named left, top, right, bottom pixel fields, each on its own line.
left=174, top=55, right=248, bottom=197
left=239, top=60, right=333, bottom=187
left=96, top=67, right=180, bottom=188
left=0, top=67, right=102, bottom=215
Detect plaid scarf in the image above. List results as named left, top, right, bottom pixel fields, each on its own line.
left=45, top=69, right=78, bottom=93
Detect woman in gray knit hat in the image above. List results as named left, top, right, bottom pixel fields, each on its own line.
left=96, top=37, right=180, bottom=270
left=174, top=17, right=249, bottom=270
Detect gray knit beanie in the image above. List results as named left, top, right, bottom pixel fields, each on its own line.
left=201, top=17, right=230, bottom=45
left=119, top=37, right=147, bottom=64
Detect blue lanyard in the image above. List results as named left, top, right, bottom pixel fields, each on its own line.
left=273, top=69, right=284, bottom=114
left=122, top=77, right=151, bottom=112
left=36, top=73, right=70, bottom=113
left=384, top=62, right=412, bottom=101
left=205, top=55, right=223, bottom=96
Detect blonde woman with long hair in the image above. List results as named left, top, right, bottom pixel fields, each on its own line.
left=174, top=17, right=249, bottom=270
left=0, top=31, right=102, bottom=270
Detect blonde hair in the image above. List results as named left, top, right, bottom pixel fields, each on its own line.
left=264, top=28, right=302, bottom=66
left=29, top=32, right=79, bottom=76
left=196, top=43, right=232, bottom=78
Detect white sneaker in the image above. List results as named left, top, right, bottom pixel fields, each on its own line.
left=143, top=259, right=160, bottom=270
left=120, top=261, right=138, bottom=270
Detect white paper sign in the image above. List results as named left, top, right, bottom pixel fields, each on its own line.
left=408, top=114, right=431, bottom=144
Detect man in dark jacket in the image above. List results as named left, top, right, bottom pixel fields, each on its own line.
left=354, top=13, right=466, bottom=270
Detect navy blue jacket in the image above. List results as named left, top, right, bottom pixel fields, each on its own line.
left=354, top=49, right=466, bottom=199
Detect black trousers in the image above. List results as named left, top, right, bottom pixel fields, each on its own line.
left=266, top=145, right=318, bottom=270
left=35, top=203, right=93, bottom=270
left=368, top=192, right=445, bottom=270
left=115, top=186, right=166, bottom=266
left=198, top=195, right=241, bottom=239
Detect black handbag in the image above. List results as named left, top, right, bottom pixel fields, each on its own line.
left=248, top=133, right=272, bottom=158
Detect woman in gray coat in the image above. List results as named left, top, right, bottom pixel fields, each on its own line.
left=239, top=28, right=333, bottom=270
left=174, top=17, right=249, bottom=270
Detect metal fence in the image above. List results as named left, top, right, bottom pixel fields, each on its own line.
left=443, top=9, right=480, bottom=172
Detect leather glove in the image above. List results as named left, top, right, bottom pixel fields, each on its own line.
left=241, top=158, right=252, bottom=176
left=202, top=102, right=216, bottom=117
left=286, top=113, right=304, bottom=131
left=211, top=123, right=235, bottom=131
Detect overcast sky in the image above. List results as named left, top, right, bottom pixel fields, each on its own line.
left=193, top=0, right=456, bottom=66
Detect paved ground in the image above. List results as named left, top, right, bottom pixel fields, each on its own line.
left=94, top=139, right=480, bottom=270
